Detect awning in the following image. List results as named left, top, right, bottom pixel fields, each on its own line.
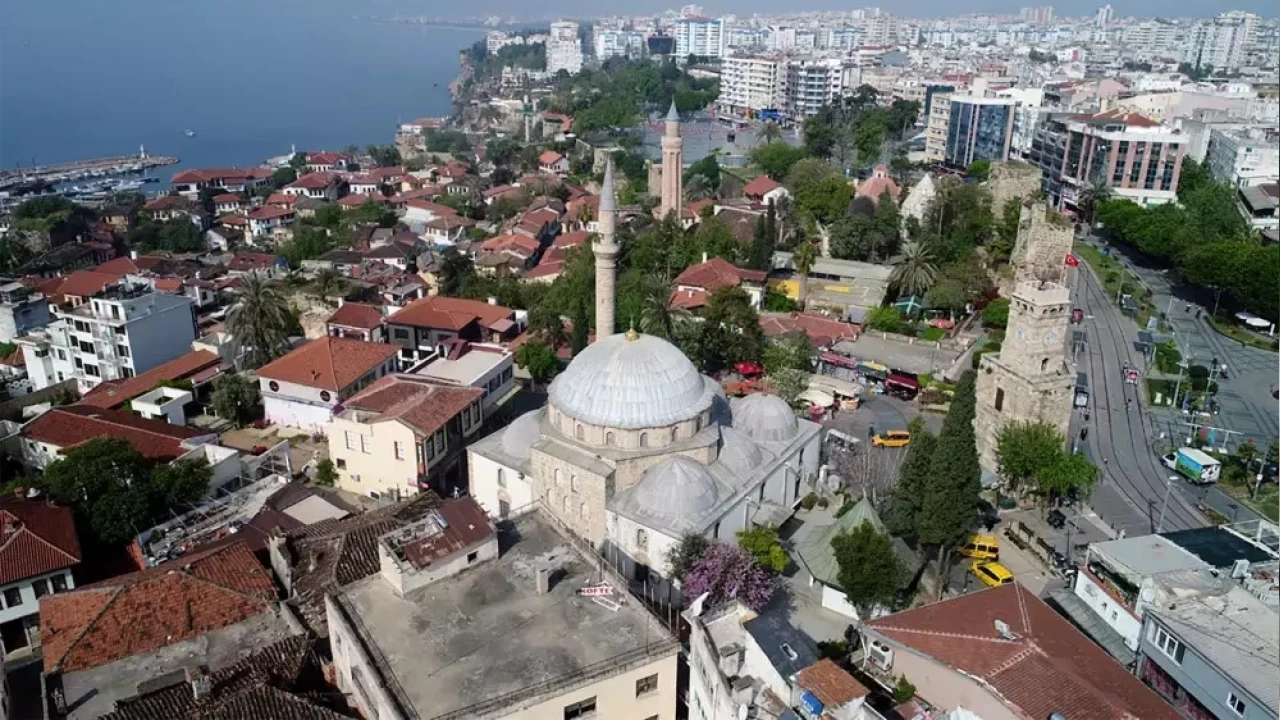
left=751, top=500, right=792, bottom=528
left=799, top=389, right=835, bottom=407
left=1047, top=589, right=1136, bottom=667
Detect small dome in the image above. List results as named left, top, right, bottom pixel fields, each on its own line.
left=499, top=410, right=542, bottom=460
left=631, top=457, right=720, bottom=518
left=549, top=333, right=715, bottom=429
left=719, top=426, right=769, bottom=478
left=732, top=394, right=799, bottom=444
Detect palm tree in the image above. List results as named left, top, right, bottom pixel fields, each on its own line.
left=640, top=272, right=684, bottom=339
left=227, top=275, right=295, bottom=369
left=890, top=243, right=939, bottom=297
left=1077, top=179, right=1111, bottom=226
left=756, top=121, right=783, bottom=144
left=793, top=240, right=818, bottom=310
left=684, top=174, right=714, bottom=202
left=310, top=269, right=345, bottom=299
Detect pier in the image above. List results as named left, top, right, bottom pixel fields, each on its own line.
left=0, top=151, right=179, bottom=190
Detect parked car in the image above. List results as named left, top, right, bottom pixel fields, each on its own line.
left=970, top=561, right=1015, bottom=588
left=1047, top=508, right=1067, bottom=529
left=959, top=534, right=1000, bottom=561
left=871, top=430, right=911, bottom=448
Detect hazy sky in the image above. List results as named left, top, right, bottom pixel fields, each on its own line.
left=403, top=0, right=1279, bottom=19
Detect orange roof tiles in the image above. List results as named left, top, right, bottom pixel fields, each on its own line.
left=342, top=375, right=482, bottom=438
left=55, top=270, right=120, bottom=298
left=22, top=406, right=204, bottom=461
left=81, top=350, right=223, bottom=409
left=674, top=257, right=767, bottom=291
left=40, top=542, right=275, bottom=674
left=326, top=302, right=384, bottom=330
left=256, top=336, right=399, bottom=392
left=743, top=175, right=782, bottom=198
left=795, top=659, right=869, bottom=708
left=0, top=498, right=81, bottom=586
left=759, top=312, right=858, bottom=345
left=387, top=296, right=514, bottom=332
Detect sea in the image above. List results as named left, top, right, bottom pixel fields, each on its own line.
left=0, top=0, right=485, bottom=181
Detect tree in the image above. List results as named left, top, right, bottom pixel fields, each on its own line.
left=794, top=176, right=851, bottom=226
left=831, top=521, right=906, bottom=615
left=437, top=247, right=476, bottom=296
left=885, top=418, right=935, bottom=537
left=211, top=373, right=260, bottom=427
left=793, top=240, right=817, bottom=310
left=667, top=533, right=710, bottom=580
left=991, top=198, right=1023, bottom=262
left=688, top=286, right=764, bottom=373
left=737, top=526, right=788, bottom=573
left=890, top=243, right=939, bottom=297
left=685, top=154, right=721, bottom=194
left=571, top=295, right=590, bottom=356
left=762, top=331, right=812, bottom=374
left=313, top=459, right=337, bottom=487
left=865, top=306, right=902, bottom=333
left=1077, top=178, right=1111, bottom=225
left=682, top=541, right=777, bottom=611
left=516, top=340, right=559, bottom=388
left=747, top=213, right=775, bottom=271
left=226, top=275, right=294, bottom=369
left=1035, top=451, right=1100, bottom=501
left=919, top=370, right=982, bottom=597
left=367, top=144, right=402, bottom=168
left=767, top=368, right=810, bottom=407
left=996, top=421, right=1065, bottom=492
left=966, top=159, right=991, bottom=181
left=751, top=143, right=807, bottom=180
left=40, top=438, right=210, bottom=546
left=982, top=298, right=1010, bottom=328
left=270, top=166, right=297, bottom=187
left=756, top=121, right=783, bottom=144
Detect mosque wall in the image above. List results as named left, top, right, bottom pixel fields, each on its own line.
left=529, top=447, right=612, bottom=545
left=548, top=405, right=713, bottom=452
left=607, top=512, right=681, bottom=577
left=466, top=450, right=531, bottom=520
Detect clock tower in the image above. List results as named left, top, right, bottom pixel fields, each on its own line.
left=975, top=280, right=1075, bottom=474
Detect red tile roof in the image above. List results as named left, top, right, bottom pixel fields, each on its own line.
left=552, top=231, right=591, bottom=248
left=143, top=195, right=195, bottom=212
left=388, top=296, right=514, bottom=332
left=256, top=336, right=399, bottom=392
left=219, top=214, right=249, bottom=227
left=56, top=270, right=120, bottom=298
left=339, top=193, right=387, bottom=207
left=93, top=256, right=167, bottom=277
left=856, top=165, right=902, bottom=203
left=286, top=172, right=339, bottom=190
left=266, top=192, right=297, bottom=207
left=81, top=350, right=223, bottom=409
left=170, top=168, right=271, bottom=184
left=23, top=406, right=204, bottom=461
left=425, top=215, right=476, bottom=231
left=670, top=287, right=709, bottom=310
left=400, top=498, right=493, bottom=569
left=674, top=257, right=767, bottom=291
left=248, top=205, right=294, bottom=221
left=1076, top=109, right=1162, bottom=128
left=539, top=151, right=565, bottom=166
left=794, top=659, right=869, bottom=708
left=326, top=302, right=384, bottom=330
left=759, top=312, right=859, bottom=345
left=212, top=193, right=241, bottom=203
left=743, top=175, right=782, bottom=198
left=0, top=498, right=81, bottom=586
left=342, top=375, right=482, bottom=438
left=404, top=199, right=458, bottom=215
left=228, top=252, right=283, bottom=271
left=40, top=541, right=275, bottom=674
left=867, top=583, right=1180, bottom=720
left=305, top=152, right=347, bottom=165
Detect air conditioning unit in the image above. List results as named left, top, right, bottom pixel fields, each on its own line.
left=868, top=639, right=894, bottom=670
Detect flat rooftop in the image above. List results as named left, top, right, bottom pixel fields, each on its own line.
left=339, top=513, right=676, bottom=719
left=1092, top=534, right=1208, bottom=577
left=413, top=346, right=509, bottom=385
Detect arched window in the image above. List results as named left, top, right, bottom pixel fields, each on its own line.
left=580, top=502, right=589, bottom=521
left=570, top=474, right=579, bottom=492
left=605, top=431, right=615, bottom=446
left=576, top=424, right=585, bottom=440
left=671, top=427, right=678, bottom=442
left=1041, top=358, right=1049, bottom=372
left=640, top=432, right=649, bottom=448
left=497, top=468, right=506, bottom=488
left=554, top=468, right=563, bottom=487
left=695, top=416, right=702, bottom=431
left=562, top=495, right=570, bottom=513
left=636, top=528, right=648, bottom=550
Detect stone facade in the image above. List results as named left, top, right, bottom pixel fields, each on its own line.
left=1009, top=202, right=1076, bottom=285
left=975, top=281, right=1076, bottom=473
left=988, top=161, right=1043, bottom=217
left=659, top=105, right=684, bottom=221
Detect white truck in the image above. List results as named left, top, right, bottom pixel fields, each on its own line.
left=1163, top=447, right=1222, bottom=484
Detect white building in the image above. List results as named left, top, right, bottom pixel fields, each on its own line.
left=594, top=29, right=644, bottom=60
left=1186, top=13, right=1257, bottom=72
left=1206, top=126, right=1279, bottom=188
left=717, top=55, right=785, bottom=117
left=547, top=21, right=583, bottom=75
left=1096, top=4, right=1112, bottom=30
left=410, top=342, right=515, bottom=423
left=485, top=31, right=525, bottom=55
left=674, top=16, right=725, bottom=59
left=255, top=336, right=400, bottom=432
left=0, top=498, right=79, bottom=656
left=19, top=286, right=196, bottom=393
left=784, top=58, right=855, bottom=119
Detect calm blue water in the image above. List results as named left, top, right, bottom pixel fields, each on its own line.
left=0, top=0, right=484, bottom=178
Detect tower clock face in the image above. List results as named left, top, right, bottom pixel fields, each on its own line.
left=1015, top=328, right=1026, bottom=341
left=1043, top=331, right=1057, bottom=346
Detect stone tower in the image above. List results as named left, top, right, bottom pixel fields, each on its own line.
left=987, top=161, right=1042, bottom=215
left=1009, top=202, right=1075, bottom=285
left=659, top=101, right=684, bottom=221
left=594, top=158, right=619, bottom=339
left=975, top=280, right=1076, bottom=473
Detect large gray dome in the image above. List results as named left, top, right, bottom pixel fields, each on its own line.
left=549, top=333, right=716, bottom=429
left=499, top=410, right=542, bottom=460
left=732, top=394, right=799, bottom=444
left=630, top=457, right=720, bottom=519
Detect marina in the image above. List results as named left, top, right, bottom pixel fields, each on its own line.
left=0, top=149, right=179, bottom=191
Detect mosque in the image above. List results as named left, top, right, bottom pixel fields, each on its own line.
left=467, top=115, right=821, bottom=580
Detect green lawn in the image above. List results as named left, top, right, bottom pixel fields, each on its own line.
left=1074, top=243, right=1158, bottom=324
left=920, top=326, right=947, bottom=342
left=1206, top=316, right=1278, bottom=353
left=1219, top=472, right=1280, bottom=522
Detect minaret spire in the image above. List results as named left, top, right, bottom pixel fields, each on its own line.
left=594, top=158, right=619, bottom=339
left=659, top=101, right=684, bottom=222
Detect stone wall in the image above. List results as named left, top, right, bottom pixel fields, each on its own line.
left=987, top=161, right=1042, bottom=216
left=1009, top=203, right=1075, bottom=285
left=974, top=355, right=1075, bottom=473
left=529, top=446, right=612, bottom=545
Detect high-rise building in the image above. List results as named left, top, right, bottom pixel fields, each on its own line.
left=925, top=92, right=954, bottom=163
left=944, top=96, right=1018, bottom=168
left=783, top=58, right=855, bottom=119
left=547, top=21, right=583, bottom=75
left=1096, top=4, right=1112, bottom=30
left=717, top=55, right=786, bottom=118
left=674, top=16, right=725, bottom=59
left=1187, top=12, right=1257, bottom=72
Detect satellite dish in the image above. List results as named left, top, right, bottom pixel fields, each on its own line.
left=994, top=619, right=1012, bottom=639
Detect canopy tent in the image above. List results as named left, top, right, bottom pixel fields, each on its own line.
left=798, top=389, right=835, bottom=408
left=894, top=295, right=923, bottom=315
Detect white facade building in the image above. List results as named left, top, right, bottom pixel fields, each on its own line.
left=674, top=17, right=725, bottom=59
left=1206, top=126, right=1279, bottom=188
left=784, top=58, right=853, bottom=119
left=594, top=29, right=644, bottom=60
left=19, top=286, right=196, bottom=393
left=717, top=55, right=785, bottom=117
left=547, top=21, right=583, bottom=75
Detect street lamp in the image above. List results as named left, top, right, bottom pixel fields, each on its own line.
left=1156, top=475, right=1176, bottom=533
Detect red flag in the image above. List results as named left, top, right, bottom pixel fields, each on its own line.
left=1065, top=254, right=1080, bottom=267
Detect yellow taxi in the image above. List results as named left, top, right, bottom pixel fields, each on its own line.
left=970, top=561, right=1015, bottom=588
left=959, top=534, right=1000, bottom=561
left=871, top=430, right=911, bottom=448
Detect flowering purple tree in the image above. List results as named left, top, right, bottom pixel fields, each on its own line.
left=683, top=541, right=777, bottom=611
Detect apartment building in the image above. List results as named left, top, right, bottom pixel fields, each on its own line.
left=19, top=285, right=196, bottom=392
left=0, top=498, right=80, bottom=657
left=411, top=341, right=516, bottom=424
left=594, top=29, right=644, bottom=60
left=925, top=92, right=953, bottom=162
left=0, top=282, right=49, bottom=343
left=1185, top=12, right=1258, bottom=72
left=944, top=95, right=1018, bottom=168
left=674, top=16, right=725, bottom=59
left=718, top=55, right=785, bottom=118
left=547, top=21, right=583, bottom=75
left=326, top=508, right=679, bottom=720
left=1206, top=126, right=1279, bottom=188
left=784, top=58, right=854, bottom=119
left=1030, top=110, right=1186, bottom=212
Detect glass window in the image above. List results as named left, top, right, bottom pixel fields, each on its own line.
left=564, top=697, right=597, bottom=720
left=570, top=475, right=578, bottom=492
left=3, top=587, right=21, bottom=608
left=336, top=458, right=346, bottom=469
left=51, top=574, right=67, bottom=593
left=636, top=529, right=648, bottom=550
left=1227, top=692, right=1246, bottom=716
left=636, top=674, right=659, bottom=696
left=994, top=388, right=1004, bottom=412
left=346, top=432, right=356, bottom=451
left=32, top=579, right=49, bottom=599
left=360, top=435, right=372, bottom=454
left=394, top=442, right=405, bottom=460
left=1152, top=626, right=1185, bottom=664
left=497, top=469, right=506, bottom=487
left=640, top=432, right=649, bottom=448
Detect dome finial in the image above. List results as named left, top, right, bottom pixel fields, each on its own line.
left=625, top=318, right=639, bottom=341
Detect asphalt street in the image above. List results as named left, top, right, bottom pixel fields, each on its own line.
left=1072, top=258, right=1208, bottom=535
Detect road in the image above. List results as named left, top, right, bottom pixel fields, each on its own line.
left=1072, top=257, right=1208, bottom=535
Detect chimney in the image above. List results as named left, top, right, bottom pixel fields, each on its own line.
left=487, top=296, right=498, bottom=305
left=130, top=250, right=138, bottom=261
left=185, top=666, right=212, bottom=699
left=535, top=566, right=551, bottom=594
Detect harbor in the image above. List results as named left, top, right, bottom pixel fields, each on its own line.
left=0, top=149, right=179, bottom=191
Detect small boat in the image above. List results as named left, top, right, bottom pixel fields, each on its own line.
left=184, top=129, right=196, bottom=138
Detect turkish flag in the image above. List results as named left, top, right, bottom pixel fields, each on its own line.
left=1065, top=254, right=1080, bottom=267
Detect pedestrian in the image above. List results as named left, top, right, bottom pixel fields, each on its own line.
left=1080, top=427, right=1089, bottom=441
left=867, top=424, right=875, bottom=440
left=1103, top=457, right=1109, bottom=465
left=1084, top=411, right=1090, bottom=422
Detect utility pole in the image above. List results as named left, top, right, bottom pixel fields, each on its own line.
left=1157, top=474, right=1174, bottom=533
left=1171, top=360, right=1187, bottom=410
